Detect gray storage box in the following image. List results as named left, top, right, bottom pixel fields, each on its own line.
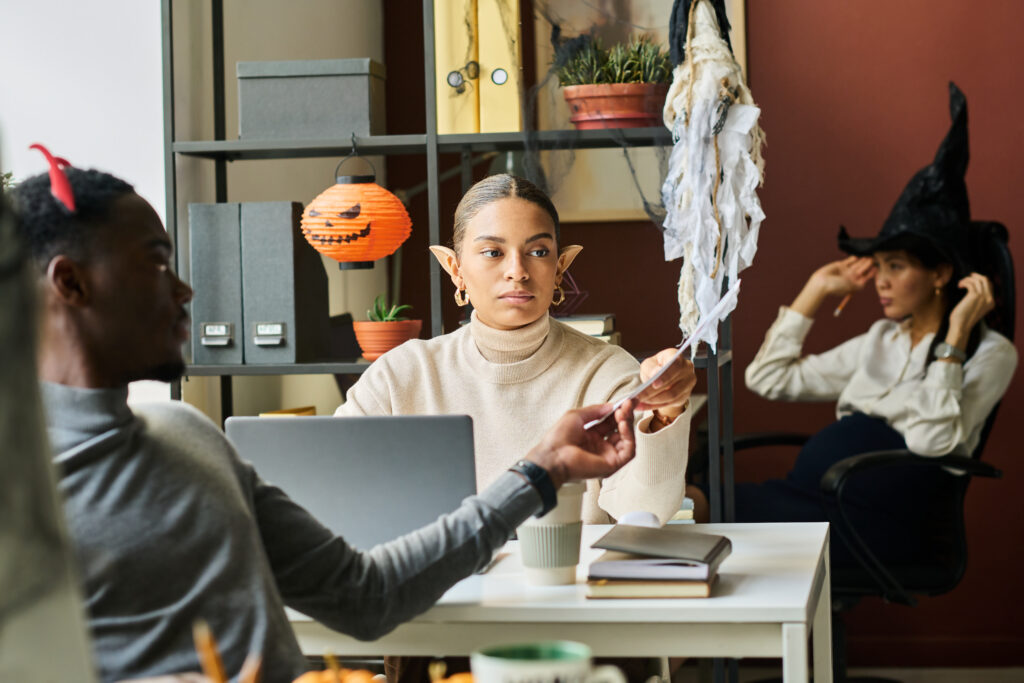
left=189, top=203, right=244, bottom=365
left=240, top=202, right=330, bottom=364
left=237, top=59, right=386, bottom=139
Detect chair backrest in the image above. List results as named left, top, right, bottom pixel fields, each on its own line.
left=973, top=221, right=1015, bottom=342
left=967, top=221, right=1015, bottom=461
left=923, top=221, right=1014, bottom=593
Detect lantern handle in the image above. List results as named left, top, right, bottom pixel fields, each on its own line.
left=334, top=134, right=377, bottom=181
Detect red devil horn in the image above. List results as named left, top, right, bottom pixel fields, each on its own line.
left=29, top=143, right=76, bottom=213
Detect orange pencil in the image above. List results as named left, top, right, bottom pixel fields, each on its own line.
left=192, top=620, right=228, bottom=683
left=833, top=293, right=852, bottom=317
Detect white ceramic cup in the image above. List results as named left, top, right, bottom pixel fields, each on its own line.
left=517, top=481, right=585, bottom=585
left=470, top=640, right=625, bottom=683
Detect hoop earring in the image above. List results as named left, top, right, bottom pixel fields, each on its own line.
left=552, top=285, right=565, bottom=306
left=454, top=289, right=469, bottom=307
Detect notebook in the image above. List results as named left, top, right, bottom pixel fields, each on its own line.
left=225, top=415, right=477, bottom=550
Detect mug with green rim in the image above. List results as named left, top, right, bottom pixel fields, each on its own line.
left=469, top=640, right=625, bottom=683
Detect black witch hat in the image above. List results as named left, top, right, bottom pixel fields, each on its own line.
left=838, top=82, right=971, bottom=276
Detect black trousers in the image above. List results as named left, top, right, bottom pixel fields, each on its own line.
left=711, top=413, right=960, bottom=568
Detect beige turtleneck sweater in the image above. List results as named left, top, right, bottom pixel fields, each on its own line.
left=335, top=312, right=690, bottom=524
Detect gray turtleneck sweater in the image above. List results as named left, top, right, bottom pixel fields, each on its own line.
left=42, top=381, right=539, bottom=683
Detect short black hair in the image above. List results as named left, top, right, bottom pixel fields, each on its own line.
left=12, top=167, right=134, bottom=270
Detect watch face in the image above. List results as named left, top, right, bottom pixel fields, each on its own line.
left=935, top=342, right=965, bottom=361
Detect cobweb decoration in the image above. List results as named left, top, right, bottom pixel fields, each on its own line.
left=551, top=270, right=589, bottom=317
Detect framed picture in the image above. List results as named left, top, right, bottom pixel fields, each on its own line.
left=532, top=0, right=746, bottom=223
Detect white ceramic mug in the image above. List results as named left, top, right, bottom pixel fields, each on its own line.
left=517, top=481, right=585, bottom=585
left=470, top=640, right=626, bottom=683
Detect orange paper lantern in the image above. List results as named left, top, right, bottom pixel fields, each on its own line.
left=301, top=172, right=412, bottom=270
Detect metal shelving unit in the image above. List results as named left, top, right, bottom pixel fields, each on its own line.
left=160, top=0, right=734, bottom=524
left=172, top=128, right=673, bottom=161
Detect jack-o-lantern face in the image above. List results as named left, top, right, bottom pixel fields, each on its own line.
left=301, top=181, right=412, bottom=266
left=304, top=203, right=372, bottom=246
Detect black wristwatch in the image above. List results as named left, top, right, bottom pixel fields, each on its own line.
left=509, top=459, right=558, bottom=517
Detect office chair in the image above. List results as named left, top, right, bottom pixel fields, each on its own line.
left=697, top=221, right=1014, bottom=683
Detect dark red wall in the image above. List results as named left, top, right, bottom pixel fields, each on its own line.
left=385, top=0, right=1024, bottom=665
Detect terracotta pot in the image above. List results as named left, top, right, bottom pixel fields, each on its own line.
left=352, top=319, right=422, bottom=361
left=561, top=83, right=670, bottom=130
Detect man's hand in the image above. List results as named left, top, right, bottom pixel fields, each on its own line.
left=525, top=400, right=637, bottom=488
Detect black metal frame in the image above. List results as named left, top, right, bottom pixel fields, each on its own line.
left=159, top=0, right=736, bottom=498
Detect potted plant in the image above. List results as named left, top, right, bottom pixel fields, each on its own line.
left=556, top=35, right=672, bottom=129
left=352, top=295, right=422, bottom=361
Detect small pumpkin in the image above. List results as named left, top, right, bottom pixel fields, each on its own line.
left=292, top=668, right=379, bottom=683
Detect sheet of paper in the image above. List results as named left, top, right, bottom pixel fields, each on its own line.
left=584, top=280, right=741, bottom=430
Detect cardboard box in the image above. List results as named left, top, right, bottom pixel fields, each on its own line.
left=237, top=58, right=386, bottom=139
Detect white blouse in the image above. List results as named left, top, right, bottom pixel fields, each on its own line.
left=745, top=307, right=1018, bottom=456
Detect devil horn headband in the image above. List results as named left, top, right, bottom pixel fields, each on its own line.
left=29, top=143, right=76, bottom=212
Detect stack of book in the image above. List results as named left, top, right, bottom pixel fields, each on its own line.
left=554, top=313, right=620, bottom=345
left=668, top=497, right=696, bottom=525
left=585, top=524, right=732, bottom=599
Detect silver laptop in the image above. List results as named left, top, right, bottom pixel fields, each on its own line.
left=225, top=415, right=476, bottom=550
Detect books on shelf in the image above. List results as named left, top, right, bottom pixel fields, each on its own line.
left=587, top=523, right=732, bottom=583
left=586, top=575, right=717, bottom=599
left=594, top=331, right=622, bottom=346
left=554, top=313, right=615, bottom=336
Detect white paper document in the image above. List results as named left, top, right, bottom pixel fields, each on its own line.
left=584, top=280, right=741, bottom=431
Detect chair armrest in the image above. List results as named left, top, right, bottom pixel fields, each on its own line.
left=821, top=449, right=1002, bottom=495
left=820, top=448, right=1001, bottom=606
left=733, top=432, right=810, bottom=451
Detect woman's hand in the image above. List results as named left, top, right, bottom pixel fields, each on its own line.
left=791, top=256, right=877, bottom=317
left=945, top=272, right=995, bottom=349
left=636, top=349, right=697, bottom=429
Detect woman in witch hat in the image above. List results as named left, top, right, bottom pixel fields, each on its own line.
left=689, top=83, right=1017, bottom=568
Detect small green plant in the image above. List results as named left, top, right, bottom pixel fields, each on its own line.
left=367, top=294, right=412, bottom=322
left=556, top=35, right=671, bottom=86
left=0, top=172, right=14, bottom=193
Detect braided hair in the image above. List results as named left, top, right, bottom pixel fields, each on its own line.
left=12, top=167, right=134, bottom=270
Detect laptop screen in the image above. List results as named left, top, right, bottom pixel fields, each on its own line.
left=225, top=415, right=477, bottom=550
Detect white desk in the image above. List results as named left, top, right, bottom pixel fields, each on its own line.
left=291, top=523, right=832, bottom=683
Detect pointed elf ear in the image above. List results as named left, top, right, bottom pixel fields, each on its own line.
left=555, top=245, right=583, bottom=281
left=428, top=245, right=460, bottom=278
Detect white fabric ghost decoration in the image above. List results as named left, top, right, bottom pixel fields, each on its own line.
left=661, top=0, right=765, bottom=352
